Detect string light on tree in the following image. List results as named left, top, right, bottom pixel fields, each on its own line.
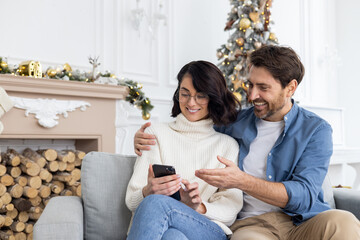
left=216, top=0, right=278, bottom=106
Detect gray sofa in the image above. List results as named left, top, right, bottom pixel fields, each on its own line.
left=33, top=152, right=360, bottom=240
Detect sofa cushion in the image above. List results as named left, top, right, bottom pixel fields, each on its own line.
left=81, top=152, right=136, bottom=240
left=322, top=174, right=336, bottom=209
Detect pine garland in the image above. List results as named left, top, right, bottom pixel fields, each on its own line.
left=0, top=57, right=153, bottom=119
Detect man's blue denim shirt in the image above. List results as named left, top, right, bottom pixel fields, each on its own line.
left=215, top=100, right=333, bottom=225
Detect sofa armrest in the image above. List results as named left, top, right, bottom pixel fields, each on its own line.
left=34, top=196, right=84, bottom=240
left=333, top=188, right=360, bottom=220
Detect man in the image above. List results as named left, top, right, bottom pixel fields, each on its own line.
left=134, top=45, right=360, bottom=239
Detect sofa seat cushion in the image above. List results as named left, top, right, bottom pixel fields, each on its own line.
left=81, top=152, right=136, bottom=240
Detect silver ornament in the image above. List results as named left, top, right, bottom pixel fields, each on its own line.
left=263, top=31, right=270, bottom=41
left=245, top=28, right=254, bottom=38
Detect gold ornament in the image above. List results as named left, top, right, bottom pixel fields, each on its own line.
left=232, top=80, right=243, bottom=90
left=236, top=38, right=245, bottom=46
left=63, top=63, right=72, bottom=72
left=239, top=18, right=251, bottom=29
left=233, top=92, right=242, bottom=102
left=242, top=81, right=249, bottom=91
left=269, top=32, right=277, bottom=41
left=0, top=61, right=8, bottom=69
left=216, top=51, right=224, bottom=59
left=19, top=61, right=36, bottom=77
left=47, top=68, right=57, bottom=77
left=142, top=112, right=150, bottom=120
left=249, top=12, right=260, bottom=22
left=254, top=41, right=262, bottom=49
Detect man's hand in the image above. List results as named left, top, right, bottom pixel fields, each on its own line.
left=180, top=179, right=204, bottom=213
left=195, top=156, right=244, bottom=189
left=134, top=122, right=156, bottom=156
left=196, top=156, right=289, bottom=208
left=142, top=164, right=182, bottom=197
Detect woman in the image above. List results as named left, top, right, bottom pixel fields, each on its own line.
left=126, top=61, right=243, bottom=240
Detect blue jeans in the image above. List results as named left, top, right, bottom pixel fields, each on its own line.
left=127, top=194, right=227, bottom=240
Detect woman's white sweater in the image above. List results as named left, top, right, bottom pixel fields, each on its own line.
left=125, top=114, right=243, bottom=234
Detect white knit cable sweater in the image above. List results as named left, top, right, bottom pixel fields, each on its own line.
left=125, top=114, right=243, bottom=234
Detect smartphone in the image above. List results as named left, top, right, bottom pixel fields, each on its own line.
left=152, top=164, right=181, bottom=201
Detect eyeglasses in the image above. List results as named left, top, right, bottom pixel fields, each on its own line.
left=176, top=90, right=209, bottom=105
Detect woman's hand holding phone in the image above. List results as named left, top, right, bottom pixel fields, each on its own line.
left=142, top=164, right=182, bottom=197
left=180, top=179, right=205, bottom=213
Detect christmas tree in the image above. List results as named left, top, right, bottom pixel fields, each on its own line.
left=217, top=0, right=278, bottom=105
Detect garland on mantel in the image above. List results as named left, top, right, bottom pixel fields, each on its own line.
left=0, top=56, right=154, bottom=120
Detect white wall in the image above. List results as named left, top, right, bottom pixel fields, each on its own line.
left=0, top=0, right=359, bottom=187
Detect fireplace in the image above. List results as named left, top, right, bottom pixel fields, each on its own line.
left=0, top=74, right=128, bottom=153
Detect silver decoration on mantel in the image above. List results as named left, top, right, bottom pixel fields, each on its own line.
left=10, top=97, right=91, bottom=128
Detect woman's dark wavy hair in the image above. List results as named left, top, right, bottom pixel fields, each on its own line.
left=171, top=60, right=240, bottom=125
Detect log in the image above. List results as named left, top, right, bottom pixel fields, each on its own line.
left=71, top=168, right=81, bottom=181
left=0, top=214, right=4, bottom=227
left=3, top=216, right=13, bottom=227
left=22, top=187, right=38, bottom=199
left=0, top=230, right=15, bottom=240
left=0, top=204, right=9, bottom=213
left=10, top=221, right=25, bottom=232
left=7, top=167, right=21, bottom=178
left=6, top=208, right=18, bottom=219
left=1, top=193, right=12, bottom=205
left=75, top=150, right=86, bottom=160
left=6, top=204, right=14, bottom=211
left=17, top=211, right=29, bottom=223
left=71, top=183, right=81, bottom=197
left=24, top=222, right=33, bottom=234
left=38, top=169, right=51, bottom=181
left=8, top=184, right=23, bottom=199
left=26, top=232, right=33, bottom=240
left=38, top=185, right=51, bottom=198
left=2, top=150, right=21, bottom=167
left=42, top=197, right=51, bottom=207
left=28, top=196, right=41, bottom=207
left=47, top=181, right=64, bottom=194
left=57, top=161, right=67, bottom=171
left=19, top=157, right=40, bottom=177
left=28, top=207, right=41, bottom=214
left=0, top=165, right=6, bottom=176
left=44, top=172, right=52, bottom=183
left=74, top=157, right=82, bottom=167
left=52, top=173, right=72, bottom=182
left=56, top=150, right=75, bottom=163
left=65, top=162, right=75, bottom=172
left=36, top=149, right=57, bottom=162
left=14, top=177, right=27, bottom=187
left=26, top=176, right=41, bottom=189
left=28, top=212, right=41, bottom=220
left=64, top=150, right=76, bottom=163
left=1, top=174, right=14, bottom=186
left=60, top=189, right=72, bottom=196
left=45, top=161, right=59, bottom=172
left=22, top=148, right=46, bottom=168
left=14, top=232, right=26, bottom=240
left=12, top=199, right=31, bottom=212
left=0, top=183, right=6, bottom=196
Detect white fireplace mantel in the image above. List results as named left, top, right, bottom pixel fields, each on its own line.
left=0, top=74, right=128, bottom=153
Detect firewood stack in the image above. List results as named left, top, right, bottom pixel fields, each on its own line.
left=0, top=148, right=84, bottom=240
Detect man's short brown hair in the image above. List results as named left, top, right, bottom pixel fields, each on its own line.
left=249, top=45, right=305, bottom=88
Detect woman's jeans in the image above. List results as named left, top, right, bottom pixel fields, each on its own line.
left=127, top=194, right=227, bottom=240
